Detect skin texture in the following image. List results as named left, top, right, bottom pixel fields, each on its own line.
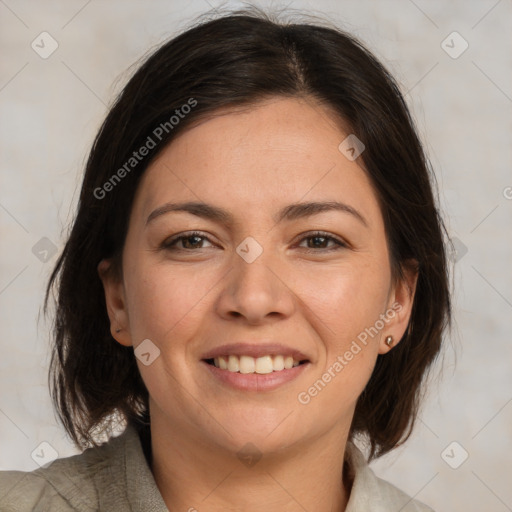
left=98, top=96, right=417, bottom=512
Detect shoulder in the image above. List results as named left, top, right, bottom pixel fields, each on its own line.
left=0, top=427, right=133, bottom=512
left=370, top=474, right=435, bottom=512
left=345, top=442, right=435, bottom=512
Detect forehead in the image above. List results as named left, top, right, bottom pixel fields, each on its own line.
left=134, top=97, right=382, bottom=227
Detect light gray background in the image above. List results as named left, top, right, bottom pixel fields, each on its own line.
left=1, top=1, right=511, bottom=510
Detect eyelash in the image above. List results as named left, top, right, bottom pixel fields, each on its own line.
left=161, top=230, right=347, bottom=253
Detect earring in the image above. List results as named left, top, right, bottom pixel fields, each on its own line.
left=385, top=335, right=393, bottom=347
left=115, top=328, right=121, bottom=333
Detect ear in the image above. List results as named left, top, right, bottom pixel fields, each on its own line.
left=97, top=258, right=133, bottom=347
left=379, top=260, right=418, bottom=354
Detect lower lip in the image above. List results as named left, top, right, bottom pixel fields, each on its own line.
left=202, top=360, right=310, bottom=391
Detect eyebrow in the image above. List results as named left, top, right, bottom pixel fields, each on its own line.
left=146, top=200, right=368, bottom=228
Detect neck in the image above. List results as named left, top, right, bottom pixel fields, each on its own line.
left=148, top=411, right=352, bottom=512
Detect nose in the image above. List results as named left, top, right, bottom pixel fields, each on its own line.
left=214, top=242, right=296, bottom=325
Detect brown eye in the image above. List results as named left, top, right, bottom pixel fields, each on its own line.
left=162, top=232, right=214, bottom=251
left=297, top=232, right=346, bottom=251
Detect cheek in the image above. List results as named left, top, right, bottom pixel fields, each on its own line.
left=122, top=258, right=219, bottom=405
left=294, top=267, right=387, bottom=415
left=292, top=260, right=390, bottom=408
left=123, top=255, right=220, bottom=344
left=294, top=261, right=390, bottom=346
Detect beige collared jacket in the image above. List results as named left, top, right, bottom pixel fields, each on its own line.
left=0, top=425, right=434, bottom=511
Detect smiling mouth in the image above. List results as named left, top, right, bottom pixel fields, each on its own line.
left=203, top=355, right=309, bottom=374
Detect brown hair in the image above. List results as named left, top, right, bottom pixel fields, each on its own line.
left=45, top=7, right=451, bottom=460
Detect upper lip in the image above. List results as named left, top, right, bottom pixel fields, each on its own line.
left=201, top=343, right=310, bottom=362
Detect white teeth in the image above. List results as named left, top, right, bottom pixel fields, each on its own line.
left=239, top=355, right=255, bottom=374
left=273, top=355, right=284, bottom=371
left=212, top=355, right=303, bottom=373
left=255, top=355, right=273, bottom=374
left=228, top=355, right=239, bottom=372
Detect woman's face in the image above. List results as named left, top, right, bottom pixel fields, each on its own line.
left=100, top=96, right=415, bottom=455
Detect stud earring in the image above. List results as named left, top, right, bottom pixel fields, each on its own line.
left=115, top=328, right=121, bottom=333
left=385, top=335, right=393, bottom=347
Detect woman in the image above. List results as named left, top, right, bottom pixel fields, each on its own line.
left=0, top=7, right=451, bottom=511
